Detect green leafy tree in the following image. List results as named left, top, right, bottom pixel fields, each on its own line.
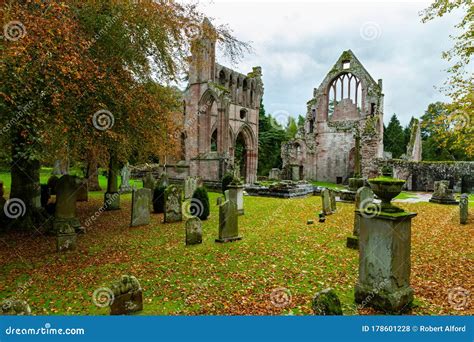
left=383, top=114, right=405, bottom=158
left=286, top=117, right=298, bottom=139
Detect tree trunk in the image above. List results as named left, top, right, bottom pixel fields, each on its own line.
left=9, top=147, right=46, bottom=230
left=86, top=156, right=101, bottom=191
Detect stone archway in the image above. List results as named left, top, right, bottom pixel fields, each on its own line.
left=234, top=125, right=257, bottom=184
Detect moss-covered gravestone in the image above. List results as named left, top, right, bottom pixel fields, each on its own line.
left=311, top=288, right=342, bottom=315
left=460, top=193, right=468, bottom=224
left=130, top=188, right=151, bottom=227
left=355, top=177, right=416, bottom=313
left=109, top=275, right=143, bottom=315
left=429, top=180, right=458, bottom=205
left=329, top=189, right=336, bottom=212
left=164, top=185, right=182, bottom=223
left=216, top=198, right=241, bottom=243
left=1, top=299, right=31, bottom=315
left=56, top=221, right=77, bottom=252
left=321, top=189, right=332, bottom=215
left=53, top=175, right=84, bottom=234
left=347, top=186, right=374, bottom=249
left=185, top=216, right=202, bottom=245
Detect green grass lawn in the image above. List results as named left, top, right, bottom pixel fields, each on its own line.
left=0, top=171, right=472, bottom=315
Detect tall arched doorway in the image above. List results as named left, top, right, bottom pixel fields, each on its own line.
left=235, top=132, right=247, bottom=180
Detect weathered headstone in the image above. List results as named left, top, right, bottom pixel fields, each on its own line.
left=1, top=299, right=31, bottom=315
left=76, top=180, right=88, bottom=202
left=56, top=222, right=77, bottom=252
left=216, top=199, right=241, bottom=243
left=321, top=189, right=332, bottom=215
left=53, top=175, right=85, bottom=234
left=460, top=193, right=468, bottom=224
left=184, top=176, right=200, bottom=200
left=164, top=185, right=182, bottom=223
left=185, top=216, right=202, bottom=245
left=429, top=180, right=458, bottom=204
left=142, top=172, right=156, bottom=192
left=353, top=186, right=374, bottom=236
left=158, top=173, right=169, bottom=188
left=130, top=188, right=151, bottom=227
left=311, top=288, right=342, bottom=315
left=347, top=186, right=375, bottom=249
left=355, top=206, right=417, bottom=312
left=228, top=184, right=245, bottom=215
left=119, top=164, right=132, bottom=193
left=109, top=275, right=143, bottom=315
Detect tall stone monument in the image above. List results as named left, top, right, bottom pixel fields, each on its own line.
left=216, top=198, right=241, bottom=243
left=119, top=163, right=132, bottom=193
left=460, top=193, right=468, bottom=225
left=354, top=177, right=416, bottom=313
left=130, top=188, right=151, bottom=227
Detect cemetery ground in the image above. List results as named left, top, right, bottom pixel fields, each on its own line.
left=0, top=170, right=472, bottom=316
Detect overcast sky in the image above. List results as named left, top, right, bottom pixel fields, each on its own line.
left=196, top=0, right=463, bottom=126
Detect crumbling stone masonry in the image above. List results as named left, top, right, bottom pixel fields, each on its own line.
left=282, top=50, right=384, bottom=183
left=164, top=19, right=263, bottom=185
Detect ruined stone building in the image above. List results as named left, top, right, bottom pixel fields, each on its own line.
left=164, top=20, right=264, bottom=185
left=281, top=50, right=384, bottom=183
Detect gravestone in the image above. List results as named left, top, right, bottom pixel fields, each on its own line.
left=321, top=189, right=332, bottom=215
left=1, top=299, right=31, bottom=315
left=429, top=180, right=458, bottom=204
left=329, top=190, right=336, bottom=212
left=119, top=164, right=132, bottom=193
left=158, top=173, right=169, bottom=188
left=311, top=288, right=342, bottom=315
left=56, top=222, right=77, bottom=252
left=216, top=199, right=241, bottom=243
left=228, top=184, right=245, bottom=215
left=142, top=172, right=156, bottom=192
left=184, top=176, right=199, bottom=200
left=76, top=180, right=88, bottom=202
left=347, top=186, right=374, bottom=249
left=185, top=216, right=202, bottom=245
left=460, top=193, right=468, bottom=224
left=164, top=185, right=182, bottom=223
left=109, top=275, right=143, bottom=315
left=130, top=188, right=151, bottom=227
left=355, top=208, right=417, bottom=313
left=53, top=175, right=85, bottom=234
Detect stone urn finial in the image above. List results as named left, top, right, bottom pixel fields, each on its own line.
left=368, top=176, right=405, bottom=213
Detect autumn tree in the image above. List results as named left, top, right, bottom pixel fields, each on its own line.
left=421, top=0, right=473, bottom=157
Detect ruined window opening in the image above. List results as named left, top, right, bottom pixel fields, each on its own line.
left=336, top=176, right=342, bottom=184
left=243, top=79, right=248, bottom=91
left=211, top=129, right=218, bottom=152
left=309, top=119, right=314, bottom=133
left=294, top=143, right=301, bottom=156
left=370, top=103, right=376, bottom=115
left=327, top=72, right=362, bottom=117
left=342, top=60, right=351, bottom=69
left=240, top=109, right=247, bottom=120
left=219, top=70, right=226, bottom=86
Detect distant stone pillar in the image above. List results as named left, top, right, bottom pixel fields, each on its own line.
left=228, top=184, right=244, bottom=215
left=460, top=193, right=468, bottom=224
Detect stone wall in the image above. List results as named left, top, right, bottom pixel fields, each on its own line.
left=376, top=159, right=474, bottom=192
